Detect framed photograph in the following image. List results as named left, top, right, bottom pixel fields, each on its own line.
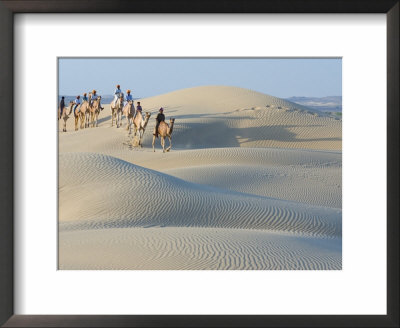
left=1, top=0, right=398, bottom=327
left=57, top=57, right=343, bottom=271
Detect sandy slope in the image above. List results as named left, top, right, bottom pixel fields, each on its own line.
left=112, top=148, right=342, bottom=209
left=60, top=228, right=341, bottom=270
left=58, top=86, right=342, bottom=270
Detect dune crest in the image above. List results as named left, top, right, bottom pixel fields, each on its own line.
left=137, top=85, right=342, bottom=151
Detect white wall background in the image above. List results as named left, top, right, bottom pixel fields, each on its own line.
left=14, top=14, right=386, bottom=315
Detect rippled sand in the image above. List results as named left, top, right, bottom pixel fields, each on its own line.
left=58, top=86, right=342, bottom=270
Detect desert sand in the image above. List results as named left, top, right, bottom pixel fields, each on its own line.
left=58, top=86, right=342, bottom=270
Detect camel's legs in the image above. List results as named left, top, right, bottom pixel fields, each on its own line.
left=166, top=136, right=172, bottom=152
left=129, top=118, right=132, bottom=134
left=139, top=129, right=143, bottom=147
left=125, top=115, right=131, bottom=132
left=152, top=135, right=156, bottom=152
left=161, top=137, right=165, bottom=153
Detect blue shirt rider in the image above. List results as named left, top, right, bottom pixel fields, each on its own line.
left=125, top=90, right=133, bottom=105
left=82, top=93, right=88, bottom=102
left=90, top=90, right=97, bottom=105
left=90, top=90, right=103, bottom=110
left=113, top=84, right=122, bottom=106
left=125, top=90, right=133, bottom=102
left=73, top=95, right=81, bottom=115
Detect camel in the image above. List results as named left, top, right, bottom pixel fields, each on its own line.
left=132, top=111, right=151, bottom=147
left=89, top=96, right=102, bottom=127
left=60, top=101, right=74, bottom=132
left=152, top=118, right=175, bottom=153
left=122, top=100, right=135, bottom=134
left=79, top=101, right=91, bottom=129
left=110, top=94, right=124, bottom=127
left=73, top=103, right=80, bottom=131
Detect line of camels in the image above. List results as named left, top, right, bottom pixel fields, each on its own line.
left=60, top=94, right=175, bottom=152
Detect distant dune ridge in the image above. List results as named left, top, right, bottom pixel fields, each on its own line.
left=286, top=96, right=342, bottom=112
left=58, top=85, right=342, bottom=270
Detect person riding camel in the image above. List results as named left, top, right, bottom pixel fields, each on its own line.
left=135, top=101, right=142, bottom=118
left=73, top=95, right=81, bottom=116
left=90, top=89, right=104, bottom=110
left=113, top=84, right=122, bottom=107
left=82, top=93, right=88, bottom=102
left=125, top=89, right=133, bottom=106
left=153, top=107, right=165, bottom=138
left=90, top=90, right=97, bottom=106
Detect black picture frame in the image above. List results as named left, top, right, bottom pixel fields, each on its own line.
left=0, top=1, right=398, bottom=327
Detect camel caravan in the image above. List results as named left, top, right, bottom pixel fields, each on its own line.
left=58, top=91, right=104, bottom=131
left=58, top=85, right=175, bottom=152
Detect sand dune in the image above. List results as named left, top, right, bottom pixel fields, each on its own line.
left=139, top=86, right=342, bottom=150
left=59, top=228, right=341, bottom=270
left=59, top=153, right=341, bottom=237
left=58, top=86, right=342, bottom=270
left=110, top=148, right=342, bottom=209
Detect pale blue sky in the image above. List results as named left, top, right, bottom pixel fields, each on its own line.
left=58, top=58, right=341, bottom=98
